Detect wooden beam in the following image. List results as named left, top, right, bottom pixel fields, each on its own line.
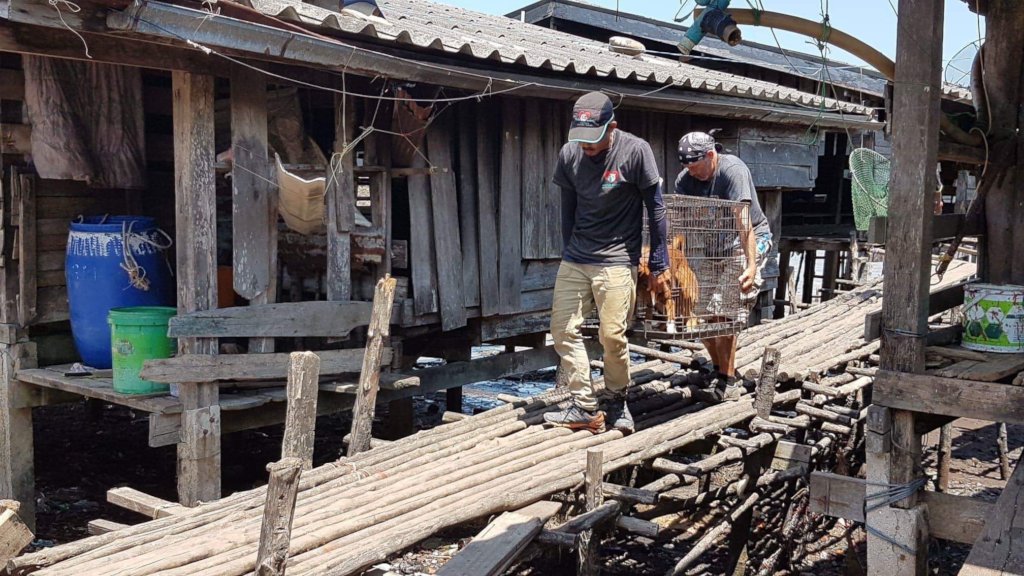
left=167, top=301, right=373, bottom=338
left=864, top=279, right=969, bottom=340
left=436, top=501, right=562, bottom=576
left=809, top=471, right=990, bottom=545
left=173, top=70, right=220, bottom=506
left=148, top=390, right=357, bottom=448
left=938, top=140, right=987, bottom=165
left=86, top=519, right=129, bottom=535
left=874, top=370, right=1024, bottom=426
left=139, top=349, right=391, bottom=383
left=960, top=459, right=1024, bottom=575
left=326, top=95, right=354, bottom=303
left=230, top=67, right=276, bottom=354
left=0, top=507, right=32, bottom=563
left=106, top=487, right=187, bottom=518
left=867, top=213, right=984, bottom=244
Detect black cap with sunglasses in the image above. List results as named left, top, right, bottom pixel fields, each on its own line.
left=677, top=131, right=724, bottom=165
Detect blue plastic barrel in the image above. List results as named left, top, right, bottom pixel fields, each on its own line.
left=65, top=216, right=173, bottom=369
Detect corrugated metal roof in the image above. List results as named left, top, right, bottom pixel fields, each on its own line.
left=233, top=0, right=873, bottom=117
left=513, top=0, right=974, bottom=106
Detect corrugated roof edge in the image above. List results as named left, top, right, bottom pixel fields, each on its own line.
left=230, top=0, right=874, bottom=118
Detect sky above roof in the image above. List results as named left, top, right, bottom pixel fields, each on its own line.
left=431, top=0, right=983, bottom=86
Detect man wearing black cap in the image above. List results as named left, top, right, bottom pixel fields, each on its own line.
left=675, top=131, right=773, bottom=400
left=543, top=91, right=670, bottom=434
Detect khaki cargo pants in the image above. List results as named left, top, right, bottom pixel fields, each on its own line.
left=550, top=261, right=637, bottom=412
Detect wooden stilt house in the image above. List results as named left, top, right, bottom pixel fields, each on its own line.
left=0, top=0, right=878, bottom=525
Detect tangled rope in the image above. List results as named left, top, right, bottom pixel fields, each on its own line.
left=119, top=220, right=173, bottom=291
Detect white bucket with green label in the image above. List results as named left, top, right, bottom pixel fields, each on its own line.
left=962, top=283, right=1024, bottom=353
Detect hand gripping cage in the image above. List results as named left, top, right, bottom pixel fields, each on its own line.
left=635, top=195, right=750, bottom=340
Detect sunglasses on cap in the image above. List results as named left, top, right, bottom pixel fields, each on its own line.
left=680, top=153, right=707, bottom=165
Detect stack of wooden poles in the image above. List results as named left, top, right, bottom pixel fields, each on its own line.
left=728, top=258, right=976, bottom=381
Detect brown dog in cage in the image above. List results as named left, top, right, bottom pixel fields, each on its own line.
left=638, top=235, right=699, bottom=333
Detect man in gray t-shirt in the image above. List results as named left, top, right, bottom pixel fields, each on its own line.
left=674, top=131, right=774, bottom=400
left=543, top=92, right=669, bottom=434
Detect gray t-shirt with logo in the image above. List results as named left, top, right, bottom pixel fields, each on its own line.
left=673, top=154, right=772, bottom=238
left=553, top=130, right=665, bottom=270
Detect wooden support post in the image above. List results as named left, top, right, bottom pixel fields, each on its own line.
left=822, top=252, right=840, bottom=301
left=173, top=70, right=221, bottom=506
left=282, top=352, right=321, bottom=468
left=801, top=250, right=816, bottom=305
left=1, top=341, right=36, bottom=530
left=384, top=397, right=414, bottom=440
left=850, top=230, right=864, bottom=282
left=326, top=94, right=355, bottom=303
left=445, top=345, right=471, bottom=415
left=774, top=251, right=791, bottom=319
left=347, top=275, right=397, bottom=456
left=255, top=457, right=303, bottom=576
left=231, top=67, right=276, bottom=353
left=579, top=448, right=604, bottom=576
left=997, top=423, right=1011, bottom=481
left=870, top=0, right=943, bottom=573
left=937, top=423, right=952, bottom=492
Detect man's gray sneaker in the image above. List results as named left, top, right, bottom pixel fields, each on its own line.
left=543, top=403, right=606, bottom=433
left=708, top=374, right=743, bottom=402
left=604, top=394, right=635, bottom=434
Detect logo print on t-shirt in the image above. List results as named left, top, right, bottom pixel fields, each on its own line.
left=601, top=170, right=621, bottom=190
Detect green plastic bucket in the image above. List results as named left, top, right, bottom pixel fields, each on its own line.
left=108, top=306, right=177, bottom=394
left=961, top=283, right=1024, bottom=353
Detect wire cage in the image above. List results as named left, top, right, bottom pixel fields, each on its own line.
left=634, top=195, right=751, bottom=340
